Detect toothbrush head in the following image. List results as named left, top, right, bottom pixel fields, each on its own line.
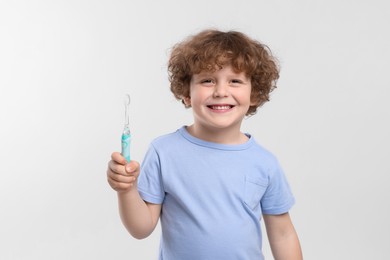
left=124, top=94, right=130, bottom=127
left=124, top=94, right=131, bottom=107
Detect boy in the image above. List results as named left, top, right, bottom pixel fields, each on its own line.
left=107, top=29, right=302, bottom=259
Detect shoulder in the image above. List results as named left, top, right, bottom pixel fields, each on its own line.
left=248, top=136, right=280, bottom=167
left=151, top=130, right=179, bottom=146
left=148, top=127, right=188, bottom=152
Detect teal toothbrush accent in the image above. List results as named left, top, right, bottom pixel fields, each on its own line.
left=121, top=94, right=131, bottom=162
left=121, top=127, right=131, bottom=162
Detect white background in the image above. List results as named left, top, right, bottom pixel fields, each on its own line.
left=1, top=0, right=389, bottom=259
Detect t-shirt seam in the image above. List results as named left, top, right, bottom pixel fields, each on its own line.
left=138, top=186, right=164, bottom=204
left=261, top=197, right=295, bottom=215
left=178, top=126, right=254, bottom=151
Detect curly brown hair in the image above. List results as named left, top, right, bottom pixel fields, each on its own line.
left=168, top=29, right=280, bottom=115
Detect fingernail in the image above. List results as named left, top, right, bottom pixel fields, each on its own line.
left=126, top=165, right=132, bottom=172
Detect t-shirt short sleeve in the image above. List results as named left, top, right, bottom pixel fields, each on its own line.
left=261, top=161, right=295, bottom=215
left=137, top=145, right=165, bottom=204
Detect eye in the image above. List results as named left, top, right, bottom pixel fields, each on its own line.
left=230, top=79, right=244, bottom=85
left=201, top=79, right=214, bottom=85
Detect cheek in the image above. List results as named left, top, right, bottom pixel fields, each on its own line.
left=189, top=95, right=202, bottom=107
left=237, top=91, right=253, bottom=105
left=190, top=89, right=209, bottom=103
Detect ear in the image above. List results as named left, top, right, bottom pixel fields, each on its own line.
left=249, top=93, right=261, bottom=107
left=183, top=96, right=191, bottom=107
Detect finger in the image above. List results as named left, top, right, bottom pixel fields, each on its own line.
left=108, top=171, right=136, bottom=183
left=125, top=160, right=140, bottom=174
left=111, top=152, right=127, bottom=165
left=108, top=160, right=127, bottom=175
left=107, top=177, right=135, bottom=191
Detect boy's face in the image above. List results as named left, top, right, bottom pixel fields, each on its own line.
left=184, top=65, right=254, bottom=135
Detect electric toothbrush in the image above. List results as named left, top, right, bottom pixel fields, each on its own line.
left=121, top=94, right=131, bottom=162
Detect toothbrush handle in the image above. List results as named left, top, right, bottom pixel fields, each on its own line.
left=121, top=132, right=131, bottom=162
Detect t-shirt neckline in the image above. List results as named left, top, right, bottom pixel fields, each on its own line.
left=178, top=126, right=253, bottom=151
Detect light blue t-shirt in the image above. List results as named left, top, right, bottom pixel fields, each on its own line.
left=138, top=126, right=295, bottom=260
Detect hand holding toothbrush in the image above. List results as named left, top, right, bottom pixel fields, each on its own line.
left=107, top=94, right=139, bottom=193
left=107, top=152, right=140, bottom=193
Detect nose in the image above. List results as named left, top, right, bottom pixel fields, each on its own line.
left=213, top=83, right=229, bottom=98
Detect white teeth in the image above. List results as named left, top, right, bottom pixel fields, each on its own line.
left=210, top=105, right=231, bottom=110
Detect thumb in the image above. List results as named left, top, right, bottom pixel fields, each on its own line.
left=111, top=152, right=127, bottom=165
left=125, top=160, right=140, bottom=174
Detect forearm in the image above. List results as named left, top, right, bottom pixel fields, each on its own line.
left=268, top=228, right=302, bottom=260
left=117, top=185, right=156, bottom=239
left=264, top=213, right=302, bottom=260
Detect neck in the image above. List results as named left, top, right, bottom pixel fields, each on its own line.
left=186, top=124, right=248, bottom=145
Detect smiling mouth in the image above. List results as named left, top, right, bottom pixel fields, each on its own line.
left=207, top=105, right=234, bottom=110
